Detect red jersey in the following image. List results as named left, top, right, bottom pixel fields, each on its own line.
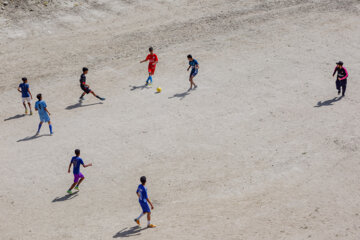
left=146, top=54, right=158, bottom=68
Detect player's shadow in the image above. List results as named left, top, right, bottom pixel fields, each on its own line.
left=314, top=96, right=343, bottom=107
left=113, top=226, right=145, bottom=238
left=130, top=84, right=150, bottom=91
left=17, top=134, right=51, bottom=142
left=168, top=90, right=191, bottom=100
left=4, top=114, right=26, bottom=121
left=65, top=100, right=103, bottom=110
left=52, top=192, right=79, bottom=202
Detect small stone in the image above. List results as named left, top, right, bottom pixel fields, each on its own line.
left=3, top=1, right=8, bottom=6
left=1, top=6, right=4, bottom=10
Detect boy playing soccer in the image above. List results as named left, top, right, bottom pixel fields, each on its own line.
left=187, top=55, right=199, bottom=90
left=67, top=149, right=92, bottom=194
left=140, top=47, right=158, bottom=85
left=79, top=67, right=105, bottom=101
left=134, top=176, right=156, bottom=228
left=17, top=77, right=33, bottom=115
left=34, top=93, right=53, bottom=135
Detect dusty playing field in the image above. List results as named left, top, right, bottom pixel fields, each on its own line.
left=1, top=0, right=360, bottom=239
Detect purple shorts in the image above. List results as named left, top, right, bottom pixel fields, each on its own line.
left=73, top=172, right=84, bottom=183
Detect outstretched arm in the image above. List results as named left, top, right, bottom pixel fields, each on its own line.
left=140, top=59, right=147, bottom=63
left=83, top=163, right=92, bottom=168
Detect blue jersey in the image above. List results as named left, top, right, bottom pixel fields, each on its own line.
left=70, top=156, right=84, bottom=174
left=35, top=101, right=48, bottom=115
left=137, top=184, right=148, bottom=203
left=19, top=83, right=30, bottom=97
left=189, top=59, right=199, bottom=69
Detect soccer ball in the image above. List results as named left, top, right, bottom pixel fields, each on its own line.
left=157, top=87, right=162, bottom=93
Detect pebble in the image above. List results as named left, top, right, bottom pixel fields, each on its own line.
left=3, top=1, right=8, bottom=6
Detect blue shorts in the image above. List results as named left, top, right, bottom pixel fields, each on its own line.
left=39, top=113, right=50, bottom=123
left=140, top=202, right=151, bottom=213
left=190, top=68, right=198, bottom=77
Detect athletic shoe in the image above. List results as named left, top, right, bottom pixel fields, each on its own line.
left=30, top=111, right=33, bottom=115
left=25, top=109, right=28, bottom=114
left=134, top=219, right=140, bottom=225
left=79, top=96, right=84, bottom=100
left=147, top=224, right=156, bottom=228
left=99, top=97, right=106, bottom=101
left=338, top=90, right=341, bottom=95
left=194, top=85, right=198, bottom=89
left=67, top=190, right=72, bottom=194
left=35, top=131, right=40, bottom=136
left=74, top=186, right=79, bottom=190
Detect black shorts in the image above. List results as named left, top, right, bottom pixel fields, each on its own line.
left=81, top=86, right=91, bottom=94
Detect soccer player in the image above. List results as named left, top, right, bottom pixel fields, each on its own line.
left=79, top=67, right=105, bottom=101
left=187, top=55, right=199, bottom=90
left=333, top=61, right=348, bottom=97
left=34, top=93, right=53, bottom=135
left=140, top=47, right=158, bottom=85
left=67, top=149, right=92, bottom=194
left=134, top=176, right=156, bottom=228
left=17, top=77, right=33, bottom=115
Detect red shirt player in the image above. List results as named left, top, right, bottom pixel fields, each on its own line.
left=140, top=47, right=158, bottom=85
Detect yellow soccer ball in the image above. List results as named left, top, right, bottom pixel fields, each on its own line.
left=157, top=87, right=162, bottom=93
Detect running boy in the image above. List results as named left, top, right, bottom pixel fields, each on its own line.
left=67, top=149, right=92, bottom=194
left=34, top=93, right=53, bottom=135
left=79, top=67, right=105, bottom=101
left=333, top=61, right=348, bottom=97
left=134, top=176, right=156, bottom=228
left=140, top=47, right=158, bottom=85
left=187, top=55, right=199, bottom=90
left=17, top=77, right=33, bottom=115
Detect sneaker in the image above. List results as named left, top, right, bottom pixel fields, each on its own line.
left=338, top=90, right=341, bottom=95
left=25, top=109, right=28, bottom=114
left=99, top=97, right=106, bottom=101
left=74, top=186, right=79, bottom=190
left=35, top=131, right=40, bottom=136
left=79, top=96, right=84, bottom=100
left=67, top=190, right=72, bottom=194
left=30, top=111, right=33, bottom=115
left=194, top=85, right=198, bottom=89
left=147, top=224, right=156, bottom=228
left=134, top=219, right=140, bottom=225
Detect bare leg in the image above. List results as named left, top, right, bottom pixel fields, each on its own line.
left=147, top=212, right=151, bottom=221
left=27, top=102, right=32, bottom=114
left=68, top=182, right=77, bottom=191
left=23, top=102, right=27, bottom=113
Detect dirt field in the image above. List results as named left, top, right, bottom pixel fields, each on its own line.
left=1, top=0, right=360, bottom=239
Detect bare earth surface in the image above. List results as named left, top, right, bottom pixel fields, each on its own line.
left=1, top=0, right=360, bottom=239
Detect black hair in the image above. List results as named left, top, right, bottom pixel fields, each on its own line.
left=140, top=176, right=146, bottom=184
left=82, top=67, right=88, bottom=72
left=36, top=93, right=42, bottom=100
left=22, top=77, right=27, bottom=82
left=149, top=47, right=153, bottom=52
left=187, top=54, right=192, bottom=59
left=75, top=149, right=80, bottom=155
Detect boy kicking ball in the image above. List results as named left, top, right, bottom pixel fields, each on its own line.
left=187, top=55, right=199, bottom=90
left=79, top=67, right=105, bottom=101
left=17, top=77, right=33, bottom=115
left=35, top=94, right=53, bottom=135
left=134, top=176, right=156, bottom=228
left=140, top=47, right=158, bottom=86
left=67, top=149, right=92, bottom=194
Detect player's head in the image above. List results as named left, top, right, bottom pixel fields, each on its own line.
left=187, top=54, right=193, bottom=60
left=75, top=149, right=80, bottom=156
left=82, top=67, right=88, bottom=74
left=149, top=47, right=153, bottom=53
left=36, top=93, right=42, bottom=100
left=140, top=176, right=147, bottom=185
left=22, top=77, right=27, bottom=83
left=336, top=61, right=343, bottom=68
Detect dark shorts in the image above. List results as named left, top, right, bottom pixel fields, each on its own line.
left=81, top=86, right=91, bottom=94
left=140, top=202, right=151, bottom=213
left=190, top=68, right=198, bottom=78
left=336, top=79, right=347, bottom=90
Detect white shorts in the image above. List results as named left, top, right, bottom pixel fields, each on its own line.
left=22, top=97, right=31, bottom=103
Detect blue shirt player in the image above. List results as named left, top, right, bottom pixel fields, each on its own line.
left=34, top=93, right=53, bottom=135
left=17, top=77, right=33, bottom=115
left=67, top=149, right=92, bottom=194
left=134, top=176, right=156, bottom=228
left=187, top=54, right=199, bottom=90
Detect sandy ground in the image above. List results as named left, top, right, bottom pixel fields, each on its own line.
left=1, top=0, right=360, bottom=239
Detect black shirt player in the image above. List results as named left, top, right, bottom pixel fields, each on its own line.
left=79, top=67, right=105, bottom=101
left=332, top=61, right=348, bottom=97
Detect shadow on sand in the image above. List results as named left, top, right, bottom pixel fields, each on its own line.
left=129, top=84, right=151, bottom=91
left=113, top=226, right=145, bottom=238
left=65, top=100, right=103, bottom=110
left=52, top=192, right=78, bottom=202
left=4, top=114, right=26, bottom=121
left=314, top=96, right=343, bottom=107
left=168, top=90, right=191, bottom=100
left=17, top=134, right=51, bottom=142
